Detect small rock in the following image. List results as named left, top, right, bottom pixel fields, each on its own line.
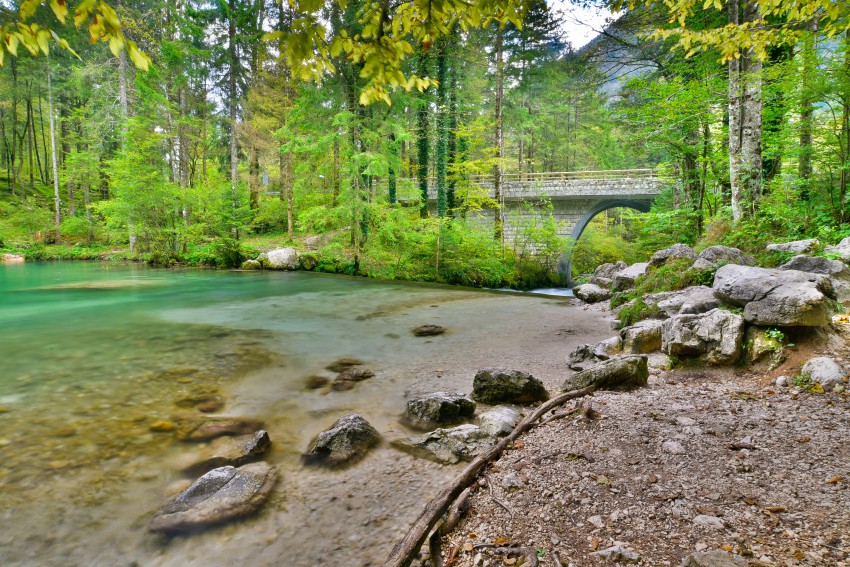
left=304, top=375, right=330, bottom=389
left=590, top=261, right=628, bottom=289
left=650, top=243, right=698, bottom=267
left=476, top=406, right=521, bottom=437
left=682, top=550, right=747, bottom=567
left=472, top=368, right=549, bottom=404
left=801, top=356, right=846, bottom=389
left=150, top=420, right=176, bottom=432
left=240, top=259, right=262, bottom=270
left=774, top=375, right=789, bottom=387
left=304, top=414, right=380, bottom=466
left=392, top=424, right=496, bottom=464
left=693, top=515, right=725, bottom=529
left=331, top=367, right=376, bottom=391
left=562, top=355, right=648, bottom=392
left=404, top=392, right=475, bottom=427
left=663, top=440, right=685, bottom=454
left=591, top=545, right=641, bottom=563
left=613, top=262, right=650, bottom=291
left=413, top=325, right=446, bottom=337
left=325, top=358, right=364, bottom=373
left=588, top=515, right=605, bottom=528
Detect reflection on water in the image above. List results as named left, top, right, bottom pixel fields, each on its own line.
left=0, top=262, right=606, bottom=566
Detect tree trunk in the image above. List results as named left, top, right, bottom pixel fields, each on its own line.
left=417, top=51, right=431, bottom=219
left=388, top=132, right=397, bottom=204
left=493, top=26, right=504, bottom=242
left=229, top=0, right=239, bottom=189
left=249, top=146, right=259, bottom=209
left=728, top=0, right=763, bottom=222
left=47, top=55, right=61, bottom=231
left=436, top=39, right=448, bottom=218
left=799, top=20, right=817, bottom=185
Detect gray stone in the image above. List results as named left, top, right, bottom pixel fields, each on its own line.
left=562, top=355, right=648, bottom=392
left=650, top=243, right=697, bottom=267
left=591, top=545, right=641, bottom=563
left=590, top=261, right=628, bottom=289
left=413, top=324, right=446, bottom=337
left=404, top=392, right=475, bottom=427
left=646, top=286, right=722, bottom=318
left=391, top=424, right=495, bottom=464
left=259, top=247, right=300, bottom=270
left=766, top=238, right=819, bottom=254
left=682, top=550, right=747, bottom=567
left=613, top=262, right=650, bottom=291
left=663, top=440, right=686, bottom=454
left=574, top=283, right=611, bottom=303
left=693, top=514, right=725, bottom=529
left=775, top=375, right=790, bottom=387
left=780, top=254, right=850, bottom=304
left=567, top=344, right=601, bottom=371
left=149, top=462, right=277, bottom=534
left=713, top=265, right=835, bottom=326
left=620, top=319, right=663, bottom=354
left=305, top=414, right=380, bottom=466
left=692, top=245, right=754, bottom=270
left=661, top=309, right=745, bottom=365
left=476, top=406, right=521, bottom=436
left=801, top=357, right=846, bottom=389
left=472, top=368, right=549, bottom=404
left=183, top=430, right=271, bottom=476
left=594, top=336, right=623, bottom=358
left=824, top=237, right=850, bottom=262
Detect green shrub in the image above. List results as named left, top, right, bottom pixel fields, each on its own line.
left=618, top=297, right=664, bottom=328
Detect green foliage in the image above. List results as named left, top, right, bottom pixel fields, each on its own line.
left=617, top=296, right=664, bottom=328
left=570, top=216, right=646, bottom=277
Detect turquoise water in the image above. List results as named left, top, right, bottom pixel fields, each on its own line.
left=0, top=262, right=608, bottom=567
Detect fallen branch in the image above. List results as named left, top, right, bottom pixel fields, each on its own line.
left=484, top=474, right=513, bottom=519
left=538, top=405, right=581, bottom=427
left=382, top=385, right=596, bottom=567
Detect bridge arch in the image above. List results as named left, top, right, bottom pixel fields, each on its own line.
left=559, top=199, right=654, bottom=282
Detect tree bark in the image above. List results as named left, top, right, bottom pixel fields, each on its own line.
left=229, top=0, right=239, bottom=189
left=493, top=26, right=504, bottom=242
left=47, top=55, right=61, bottom=231
left=417, top=51, right=431, bottom=219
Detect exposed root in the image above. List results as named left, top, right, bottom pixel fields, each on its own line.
left=484, top=474, right=513, bottom=519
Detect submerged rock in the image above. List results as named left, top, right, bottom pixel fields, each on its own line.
left=304, top=414, right=380, bottom=466
left=325, top=357, right=364, bottom=373
left=176, top=416, right=265, bottom=442
left=304, top=375, right=330, bottom=390
left=562, top=355, right=648, bottom=392
left=183, top=430, right=271, bottom=476
left=149, top=461, right=277, bottom=534
left=404, top=392, right=475, bottom=428
left=330, top=367, right=376, bottom=391
left=412, top=324, right=446, bottom=337
left=472, top=368, right=549, bottom=404
left=392, top=424, right=496, bottom=465
left=713, top=265, right=835, bottom=326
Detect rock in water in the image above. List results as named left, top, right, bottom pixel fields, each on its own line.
left=240, top=259, right=261, bottom=270
left=304, top=414, right=380, bottom=466
left=562, top=355, right=648, bottom=392
left=183, top=430, right=271, bottom=476
left=412, top=324, right=446, bottom=337
left=661, top=309, right=745, bottom=365
left=574, top=283, right=611, bottom=303
left=149, top=461, right=277, bottom=534
left=391, top=424, right=496, bottom=465
left=801, top=357, right=846, bottom=390
left=649, top=243, right=697, bottom=267
left=682, top=550, right=747, bottom=567
left=713, top=265, right=835, bottom=326
left=176, top=416, right=265, bottom=442
left=330, top=367, right=376, bottom=391
left=325, top=358, right=364, bottom=373
left=404, top=392, right=475, bottom=428
left=472, top=368, right=549, bottom=404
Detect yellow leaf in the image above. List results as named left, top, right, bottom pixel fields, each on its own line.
left=126, top=40, right=150, bottom=71
left=20, top=0, right=41, bottom=21
left=108, top=35, right=124, bottom=57
left=50, top=0, right=69, bottom=24
left=6, top=34, right=19, bottom=57
left=37, top=29, right=51, bottom=55
left=74, top=0, right=97, bottom=28
left=0, top=44, right=4, bottom=66
left=98, top=3, right=121, bottom=32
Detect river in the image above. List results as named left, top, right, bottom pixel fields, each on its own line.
left=0, top=262, right=612, bottom=566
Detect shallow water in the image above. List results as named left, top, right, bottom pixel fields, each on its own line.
left=0, top=262, right=611, bottom=566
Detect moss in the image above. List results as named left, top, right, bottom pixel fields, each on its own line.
left=617, top=297, right=664, bottom=328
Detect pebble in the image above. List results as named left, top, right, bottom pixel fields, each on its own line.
left=693, top=515, right=725, bottom=530
left=662, top=440, right=685, bottom=454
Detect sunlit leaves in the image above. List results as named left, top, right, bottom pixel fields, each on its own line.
left=49, top=0, right=68, bottom=24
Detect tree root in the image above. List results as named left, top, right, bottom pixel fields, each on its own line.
left=472, top=545, right=539, bottom=567
left=484, top=474, right=513, bottom=519
left=382, top=385, right=596, bottom=567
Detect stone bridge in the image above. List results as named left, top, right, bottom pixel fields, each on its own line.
left=404, top=169, right=664, bottom=277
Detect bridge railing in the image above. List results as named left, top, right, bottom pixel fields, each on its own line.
left=390, top=168, right=658, bottom=188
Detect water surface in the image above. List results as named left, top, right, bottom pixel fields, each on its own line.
left=0, top=262, right=610, bottom=566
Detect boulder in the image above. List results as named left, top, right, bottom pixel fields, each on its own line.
left=713, top=264, right=835, bottom=326
left=476, top=406, right=521, bottom=436
left=567, top=344, right=602, bottom=371
left=613, top=262, right=650, bottom=291
left=183, top=430, right=271, bottom=476
left=149, top=461, right=277, bottom=534
left=590, top=261, right=627, bottom=289
left=240, top=259, right=262, bottom=270
left=562, top=355, right=648, bottom=392
left=413, top=324, right=446, bottom=337
left=766, top=238, right=819, bottom=254
left=620, top=319, right=663, bottom=354
left=330, top=367, right=375, bottom=391
left=661, top=309, right=745, bottom=364
left=824, top=236, right=850, bottom=262
left=304, top=414, right=380, bottom=466
left=472, top=369, right=549, bottom=404
left=176, top=416, right=265, bottom=442
left=259, top=247, right=300, bottom=270
left=404, top=392, right=475, bottom=427
left=780, top=254, right=850, bottom=303
left=649, top=243, right=697, bottom=267
left=744, top=326, right=783, bottom=364
left=1, top=253, right=24, bottom=263
left=682, top=550, right=747, bottom=567
left=692, top=246, right=755, bottom=271
left=574, top=283, right=611, bottom=303
left=645, top=286, right=722, bottom=318
left=594, top=336, right=623, bottom=358
left=801, top=357, right=846, bottom=389
left=391, top=424, right=495, bottom=464
left=299, top=253, right=319, bottom=271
